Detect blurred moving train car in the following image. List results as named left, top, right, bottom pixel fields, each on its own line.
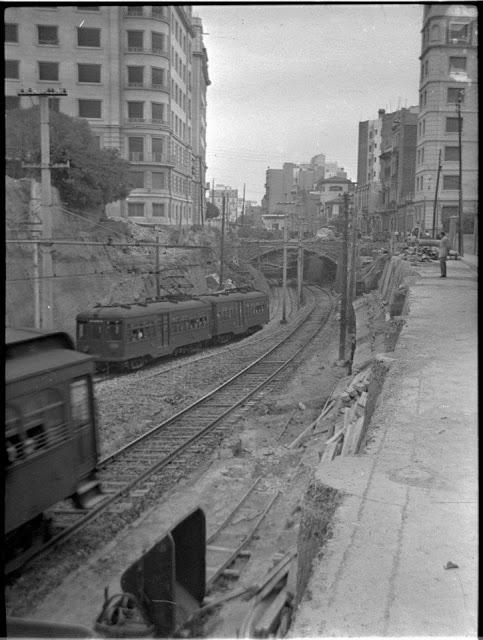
left=76, top=289, right=270, bottom=371
left=5, top=327, right=102, bottom=572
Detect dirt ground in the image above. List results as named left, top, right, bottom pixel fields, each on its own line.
left=26, top=312, right=346, bottom=637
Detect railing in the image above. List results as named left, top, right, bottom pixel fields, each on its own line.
left=128, top=82, right=144, bottom=88
left=151, top=47, right=169, bottom=56
left=125, top=8, right=143, bottom=17
left=38, top=38, right=58, bottom=45
left=129, top=152, right=144, bottom=161
left=151, top=83, right=169, bottom=92
left=128, top=117, right=145, bottom=123
left=128, top=46, right=144, bottom=53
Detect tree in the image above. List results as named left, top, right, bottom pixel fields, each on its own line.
left=206, top=201, right=220, bottom=219
left=6, top=106, right=131, bottom=211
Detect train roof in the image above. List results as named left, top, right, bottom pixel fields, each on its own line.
left=5, top=328, right=94, bottom=384
left=5, top=327, right=75, bottom=350
left=76, top=297, right=211, bottom=320
left=199, top=290, right=267, bottom=304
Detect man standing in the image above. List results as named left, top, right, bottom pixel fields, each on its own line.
left=439, top=231, right=450, bottom=278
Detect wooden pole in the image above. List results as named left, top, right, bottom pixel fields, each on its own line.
left=297, top=225, right=303, bottom=309
left=39, top=96, right=53, bottom=330
left=219, top=192, right=226, bottom=289
left=281, top=220, right=288, bottom=324
left=432, top=149, right=442, bottom=238
left=338, top=193, right=349, bottom=362
left=457, top=93, right=464, bottom=256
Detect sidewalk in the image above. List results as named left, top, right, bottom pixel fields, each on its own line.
left=291, top=256, right=478, bottom=636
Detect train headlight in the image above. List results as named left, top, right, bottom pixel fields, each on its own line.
left=83, top=346, right=90, bottom=353
left=108, top=343, right=120, bottom=351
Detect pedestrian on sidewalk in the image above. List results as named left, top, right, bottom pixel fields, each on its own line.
left=439, top=231, right=450, bottom=277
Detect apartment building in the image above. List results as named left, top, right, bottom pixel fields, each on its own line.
left=211, top=185, right=238, bottom=222
left=378, top=106, right=418, bottom=233
left=414, top=4, right=478, bottom=234
left=355, top=111, right=383, bottom=232
left=4, top=5, right=210, bottom=227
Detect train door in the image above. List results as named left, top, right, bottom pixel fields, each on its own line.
left=157, top=314, right=169, bottom=351
left=236, top=301, right=243, bottom=327
left=70, top=376, right=97, bottom=478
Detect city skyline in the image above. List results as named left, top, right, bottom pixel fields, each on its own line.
left=197, top=3, right=423, bottom=203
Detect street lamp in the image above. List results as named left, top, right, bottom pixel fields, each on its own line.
left=456, top=90, right=464, bottom=256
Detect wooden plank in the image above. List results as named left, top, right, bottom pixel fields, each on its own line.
left=254, top=590, right=290, bottom=636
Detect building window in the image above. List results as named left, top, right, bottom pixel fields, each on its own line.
left=444, top=146, right=459, bottom=161
left=448, top=22, right=470, bottom=44
left=5, top=96, right=20, bottom=110
left=151, top=67, right=165, bottom=88
left=152, top=203, right=166, bottom=216
left=151, top=102, right=165, bottom=122
left=151, top=6, right=166, bottom=19
left=128, top=66, right=144, bottom=87
left=49, top=97, right=60, bottom=111
left=5, top=60, right=19, bottom=79
left=152, top=172, right=166, bottom=189
left=77, top=27, right=100, bottom=47
left=78, top=99, right=101, bottom=118
left=151, top=32, right=165, bottom=53
left=445, top=117, right=460, bottom=133
left=38, top=61, right=59, bottom=81
left=430, top=23, right=440, bottom=41
left=442, top=175, right=459, bottom=190
left=449, top=56, right=466, bottom=71
left=5, top=23, right=18, bottom=43
left=37, top=25, right=58, bottom=45
left=128, top=137, right=144, bottom=161
left=127, top=30, right=143, bottom=51
left=127, top=202, right=144, bottom=217
left=127, top=6, right=143, bottom=16
left=129, top=171, right=145, bottom=189
left=128, top=101, right=144, bottom=121
left=78, top=63, right=101, bottom=83
left=422, top=119, right=425, bottom=135
left=152, top=137, right=164, bottom=161
left=424, top=60, right=428, bottom=77
left=447, top=87, right=464, bottom=104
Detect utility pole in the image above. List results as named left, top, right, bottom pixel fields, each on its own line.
left=18, top=88, right=68, bottom=330
left=241, top=183, right=246, bottom=226
left=431, top=149, right=442, bottom=238
left=338, top=193, right=350, bottom=362
left=280, top=220, right=288, bottom=324
left=199, top=157, right=204, bottom=227
left=155, top=234, right=161, bottom=298
left=457, top=91, right=464, bottom=256
left=297, top=223, right=304, bottom=309
left=219, top=192, right=226, bottom=289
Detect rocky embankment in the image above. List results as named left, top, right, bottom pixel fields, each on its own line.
left=5, top=177, right=268, bottom=337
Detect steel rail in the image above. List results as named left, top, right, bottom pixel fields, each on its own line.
left=8, top=287, right=335, bottom=575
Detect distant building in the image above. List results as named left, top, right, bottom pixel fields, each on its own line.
left=261, top=154, right=347, bottom=232
left=413, top=4, right=478, bottom=235
left=4, top=5, right=210, bottom=227
left=355, top=107, right=418, bottom=234
left=378, top=107, right=418, bottom=233
left=355, top=110, right=384, bottom=232
left=211, top=185, right=238, bottom=222
left=315, top=176, right=356, bottom=225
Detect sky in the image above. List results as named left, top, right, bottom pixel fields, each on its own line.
left=194, top=3, right=423, bottom=203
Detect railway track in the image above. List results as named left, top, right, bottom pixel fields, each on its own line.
left=7, top=286, right=335, bottom=581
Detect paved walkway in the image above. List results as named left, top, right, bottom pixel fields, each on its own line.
left=291, top=256, right=478, bottom=637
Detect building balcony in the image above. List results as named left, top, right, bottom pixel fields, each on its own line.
left=126, top=47, right=169, bottom=59
left=128, top=152, right=176, bottom=165
left=126, top=118, right=170, bottom=129
left=126, top=83, right=170, bottom=94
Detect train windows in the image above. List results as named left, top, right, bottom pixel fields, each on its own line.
left=22, top=389, right=66, bottom=453
left=70, top=377, right=92, bottom=429
left=5, top=404, right=23, bottom=465
left=106, top=321, right=122, bottom=340
left=77, top=320, right=87, bottom=339
left=90, top=322, right=103, bottom=339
